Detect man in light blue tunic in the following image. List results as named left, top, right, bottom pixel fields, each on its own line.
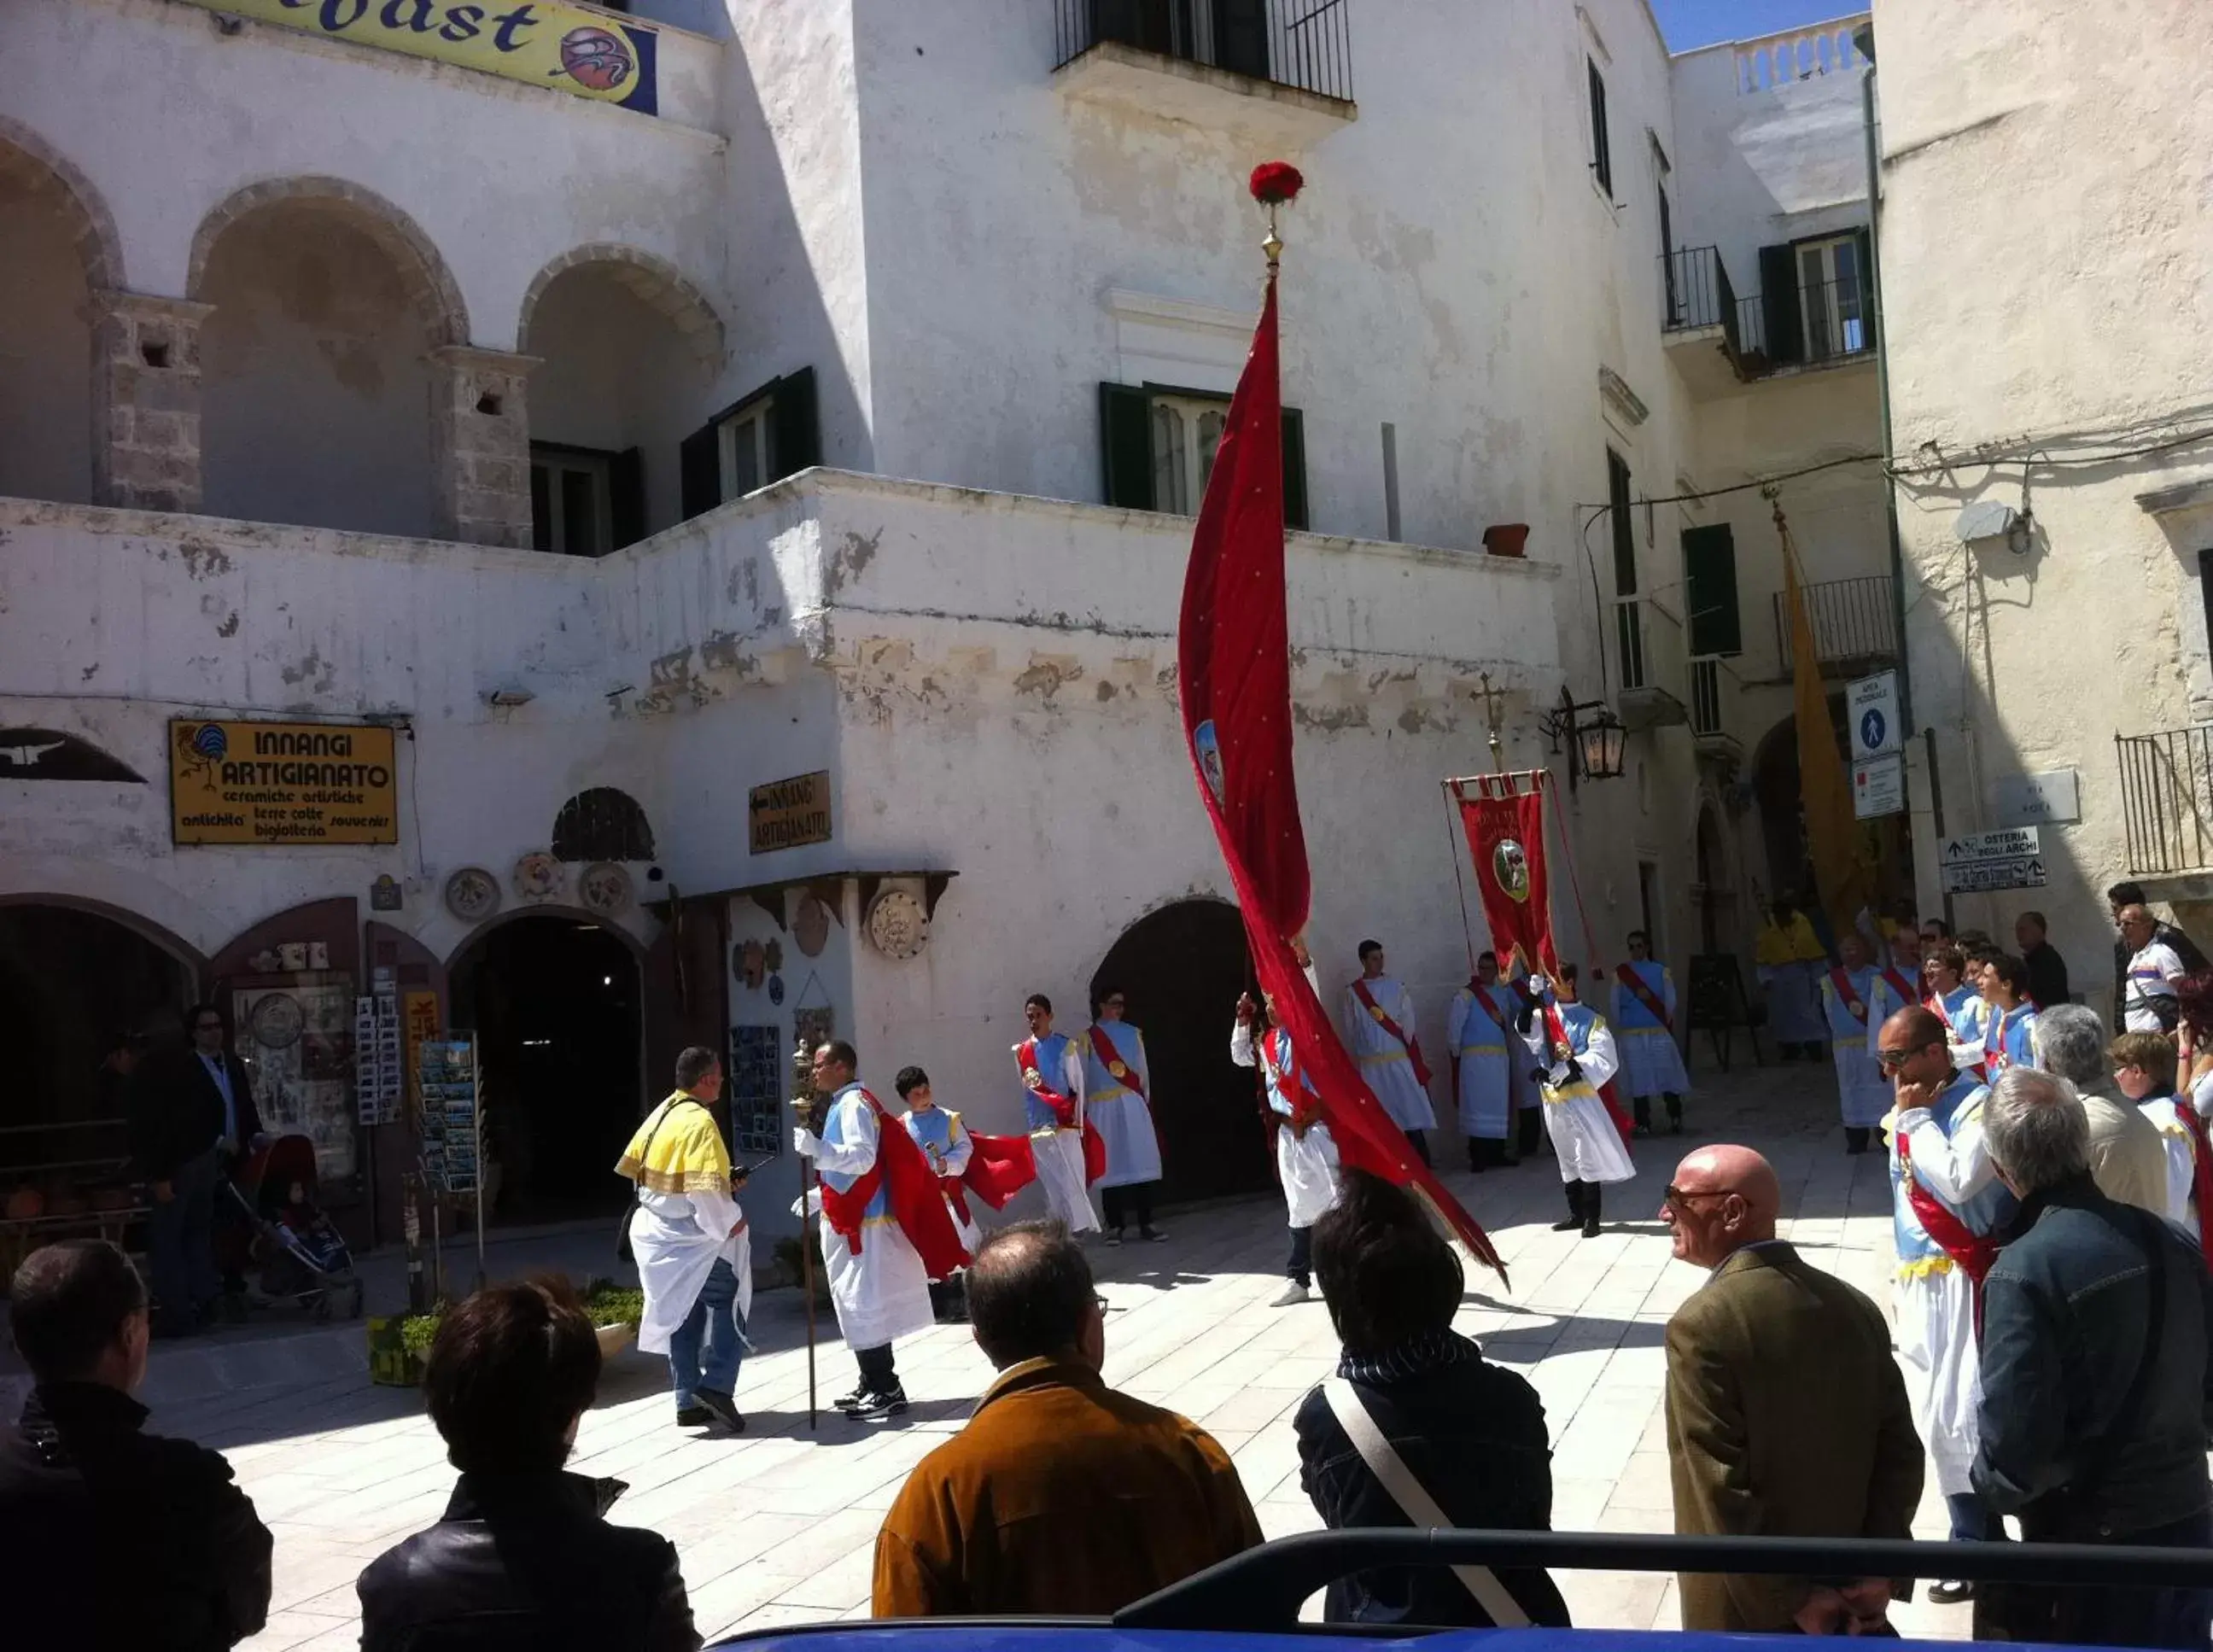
left=1014, top=994, right=1101, bottom=1235
left=1083, top=989, right=1165, bottom=1246
left=1612, top=930, right=1690, bottom=1137
left=1340, top=939, right=1437, bottom=1166
left=1447, top=952, right=1515, bottom=1172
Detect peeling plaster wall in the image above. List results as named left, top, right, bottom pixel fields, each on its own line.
left=1873, top=0, right=2213, bottom=1008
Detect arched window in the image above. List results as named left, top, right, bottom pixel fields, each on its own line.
left=550, top=788, right=656, bottom=861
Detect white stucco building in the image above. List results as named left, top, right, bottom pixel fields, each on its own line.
left=0, top=0, right=1888, bottom=1245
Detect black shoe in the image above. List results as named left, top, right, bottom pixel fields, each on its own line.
left=674, top=1404, right=712, bottom=1427
left=849, top=1387, right=909, bottom=1422
left=1582, top=1213, right=1603, bottom=1238
left=1140, top=1226, right=1166, bottom=1243
left=1582, top=1187, right=1603, bottom=1238
left=833, top=1384, right=869, bottom=1414
left=695, top=1389, right=745, bottom=1433
left=1927, top=1579, right=1974, bottom=1605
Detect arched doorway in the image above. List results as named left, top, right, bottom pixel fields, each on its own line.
left=1752, top=712, right=1813, bottom=902
left=191, top=182, right=464, bottom=537
left=1695, top=803, right=1733, bottom=954
left=448, top=914, right=643, bottom=1224
left=0, top=904, right=193, bottom=1212
left=0, top=126, right=113, bottom=505
left=1089, top=899, right=1266, bottom=1203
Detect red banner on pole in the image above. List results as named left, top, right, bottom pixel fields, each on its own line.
left=1452, top=774, right=1559, bottom=980
left=1177, top=251, right=1504, bottom=1287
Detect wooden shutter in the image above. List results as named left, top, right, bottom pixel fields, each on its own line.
left=1853, top=226, right=1876, bottom=350
left=1682, top=523, right=1742, bottom=657
left=679, top=424, right=720, bottom=520
left=1588, top=61, right=1612, bottom=196
left=1607, top=449, right=1636, bottom=594
left=770, top=365, right=820, bottom=480
left=1759, top=242, right=1803, bottom=365
left=1100, top=382, right=1155, bottom=510
left=1281, top=406, right=1308, bottom=530
left=609, top=447, right=645, bottom=551
left=529, top=461, right=552, bottom=552
left=1213, top=0, right=1270, bottom=78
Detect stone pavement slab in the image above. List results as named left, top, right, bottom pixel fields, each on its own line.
left=132, top=1060, right=1982, bottom=1646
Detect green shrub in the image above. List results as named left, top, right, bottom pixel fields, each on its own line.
left=395, top=1280, right=642, bottom=1358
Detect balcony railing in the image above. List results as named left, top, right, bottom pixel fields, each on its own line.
left=2117, top=726, right=2213, bottom=877
left=1689, top=653, right=1744, bottom=744
left=1616, top=593, right=1689, bottom=729
left=1734, top=18, right=1870, bottom=95
left=1773, top=574, right=1896, bottom=672
left=1054, top=0, right=1354, bottom=102
left=1734, top=273, right=1874, bottom=377
left=1660, top=246, right=1741, bottom=351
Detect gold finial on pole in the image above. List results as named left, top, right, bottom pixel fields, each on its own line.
left=1474, top=672, right=1508, bottom=773
left=1263, top=201, right=1284, bottom=269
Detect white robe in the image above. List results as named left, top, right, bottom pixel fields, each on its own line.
left=1230, top=1019, right=1341, bottom=1229
left=802, top=1083, right=935, bottom=1351
left=1820, top=968, right=1889, bottom=1129
left=1018, top=1036, right=1101, bottom=1233
left=1521, top=1001, right=1637, bottom=1185
left=631, top=1184, right=752, bottom=1357
left=1340, top=975, right=1437, bottom=1132
left=2139, top=1097, right=2202, bottom=1236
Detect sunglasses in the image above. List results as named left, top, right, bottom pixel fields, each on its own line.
left=1664, top=1185, right=1731, bottom=1210
left=1875, top=1042, right=1941, bottom=1071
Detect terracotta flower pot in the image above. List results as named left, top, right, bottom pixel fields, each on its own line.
left=1482, top=522, right=1531, bottom=558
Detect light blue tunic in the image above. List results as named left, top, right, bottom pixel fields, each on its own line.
left=1020, top=1030, right=1081, bottom=1131
left=1447, top=985, right=1512, bottom=1140
left=1612, top=962, right=1691, bottom=1099
left=1082, top=1021, right=1164, bottom=1188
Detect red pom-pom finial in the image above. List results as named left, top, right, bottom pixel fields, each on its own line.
left=1249, top=161, right=1305, bottom=206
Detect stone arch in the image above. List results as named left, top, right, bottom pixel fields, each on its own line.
left=185, top=177, right=468, bottom=347
left=516, top=244, right=723, bottom=364
left=443, top=902, right=652, bottom=967
left=550, top=786, right=657, bottom=861
left=0, top=117, right=124, bottom=291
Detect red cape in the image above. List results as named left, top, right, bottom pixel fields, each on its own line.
left=961, top=1129, right=1038, bottom=1211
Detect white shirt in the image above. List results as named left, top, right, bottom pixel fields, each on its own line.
left=199, top=1050, right=238, bottom=1147
left=2125, top=942, right=2187, bottom=1032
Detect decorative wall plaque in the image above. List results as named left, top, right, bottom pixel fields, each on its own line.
left=513, top=851, right=563, bottom=901
left=866, top=888, right=928, bottom=960
left=444, top=867, right=500, bottom=921
left=578, top=861, right=633, bottom=914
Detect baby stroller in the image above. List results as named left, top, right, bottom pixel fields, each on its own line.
left=225, top=1135, right=365, bottom=1320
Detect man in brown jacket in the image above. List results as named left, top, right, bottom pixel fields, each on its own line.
left=1661, top=1146, right=1924, bottom=1635
left=873, top=1221, right=1263, bottom=1616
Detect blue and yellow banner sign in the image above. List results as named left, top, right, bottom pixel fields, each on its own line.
left=179, top=0, right=659, bottom=116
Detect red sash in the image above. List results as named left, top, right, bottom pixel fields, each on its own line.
left=1018, top=1037, right=1081, bottom=1129
left=1613, top=964, right=1673, bottom=1033
left=1826, top=966, right=1869, bottom=1024
left=1880, top=966, right=1917, bottom=1007
left=1258, top=1027, right=1322, bottom=1135
left=1086, top=1025, right=1146, bottom=1100
left=1541, top=1001, right=1635, bottom=1146
left=1926, top=993, right=1954, bottom=1030
left=1897, top=1130, right=2000, bottom=1335
left=2173, top=1104, right=2213, bottom=1272
left=1467, top=985, right=1512, bottom=1038
left=1352, top=978, right=1433, bottom=1088
left=815, top=1087, right=969, bottom=1280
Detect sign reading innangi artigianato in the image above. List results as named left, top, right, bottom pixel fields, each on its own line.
left=169, top=719, right=400, bottom=846
left=173, top=0, right=661, bottom=117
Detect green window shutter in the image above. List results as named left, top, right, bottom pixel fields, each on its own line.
left=1682, top=523, right=1742, bottom=657
left=1588, top=60, right=1612, bottom=195
left=1100, top=382, right=1154, bottom=510
left=678, top=424, right=719, bottom=520
left=769, top=365, right=820, bottom=480
left=1281, top=406, right=1308, bottom=530
left=1853, top=226, right=1876, bottom=351
left=610, top=447, right=646, bottom=551
left=1215, top=0, right=1270, bottom=79
left=1606, top=448, right=1636, bottom=594
left=1759, top=243, right=1803, bottom=365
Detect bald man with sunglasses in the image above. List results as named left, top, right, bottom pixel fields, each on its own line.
left=1659, top=1145, right=1923, bottom=1635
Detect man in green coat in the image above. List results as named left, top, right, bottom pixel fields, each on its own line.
left=1661, top=1145, right=1924, bottom=1633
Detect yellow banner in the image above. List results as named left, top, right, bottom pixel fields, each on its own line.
left=176, top=0, right=661, bottom=115
left=170, top=718, right=400, bottom=846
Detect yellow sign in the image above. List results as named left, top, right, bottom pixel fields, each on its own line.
left=169, top=719, right=400, bottom=845
left=174, top=0, right=662, bottom=115
left=749, top=770, right=833, bottom=855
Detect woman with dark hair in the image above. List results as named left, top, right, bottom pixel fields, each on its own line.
left=1293, top=1171, right=1568, bottom=1629
left=2174, top=972, right=2213, bottom=1118
left=357, top=1280, right=699, bottom=1651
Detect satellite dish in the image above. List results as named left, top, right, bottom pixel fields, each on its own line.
left=1954, top=499, right=2018, bottom=544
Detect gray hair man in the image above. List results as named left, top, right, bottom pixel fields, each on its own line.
left=1971, top=1068, right=2213, bottom=1649
left=2029, top=1005, right=2167, bottom=1216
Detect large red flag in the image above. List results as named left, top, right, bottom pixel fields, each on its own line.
left=1178, top=261, right=1506, bottom=1286
left=1454, top=776, right=1559, bottom=980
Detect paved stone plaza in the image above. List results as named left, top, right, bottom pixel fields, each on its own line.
left=139, top=1061, right=1973, bottom=1649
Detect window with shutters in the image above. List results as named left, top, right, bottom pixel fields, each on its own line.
left=678, top=366, right=820, bottom=522
left=1587, top=59, right=1613, bottom=197
left=529, top=443, right=642, bottom=558
left=1682, top=523, right=1742, bottom=657
left=1099, top=381, right=1308, bottom=528
left=1755, top=229, right=1873, bottom=371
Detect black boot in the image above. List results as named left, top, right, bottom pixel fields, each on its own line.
left=1517, top=1106, right=1544, bottom=1159
left=1844, top=1126, right=1871, bottom=1155
left=1467, top=1140, right=1485, bottom=1173
left=1665, top=1093, right=1683, bottom=1134
left=1581, top=1181, right=1603, bottom=1239
left=1632, top=1096, right=1652, bottom=1137
left=1551, top=1181, right=1584, bottom=1231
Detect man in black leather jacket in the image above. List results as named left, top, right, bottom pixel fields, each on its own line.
left=358, top=1279, right=698, bottom=1652
left=1973, top=1067, right=2213, bottom=1649
left=1293, top=1170, right=1568, bottom=1629
left=0, top=1238, right=272, bottom=1649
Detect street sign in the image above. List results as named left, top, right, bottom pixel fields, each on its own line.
left=1939, top=826, right=2047, bottom=894
left=1848, top=671, right=1901, bottom=760
left=1989, top=769, right=2082, bottom=828
left=1853, top=752, right=1905, bottom=819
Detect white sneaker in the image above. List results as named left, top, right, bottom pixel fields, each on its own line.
left=1270, top=1281, right=1310, bottom=1307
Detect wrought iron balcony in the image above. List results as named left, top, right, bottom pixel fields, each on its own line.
left=1054, top=0, right=1355, bottom=104
left=1773, top=574, right=1895, bottom=674
left=1615, top=594, right=1688, bottom=731
left=1661, top=247, right=1742, bottom=349
left=2117, top=725, right=2213, bottom=877
left=1688, top=653, right=1745, bottom=758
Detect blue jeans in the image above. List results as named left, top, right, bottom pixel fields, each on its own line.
left=148, top=1148, right=221, bottom=1328
left=1947, top=1491, right=2006, bottom=1544
left=668, top=1258, right=744, bottom=1407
